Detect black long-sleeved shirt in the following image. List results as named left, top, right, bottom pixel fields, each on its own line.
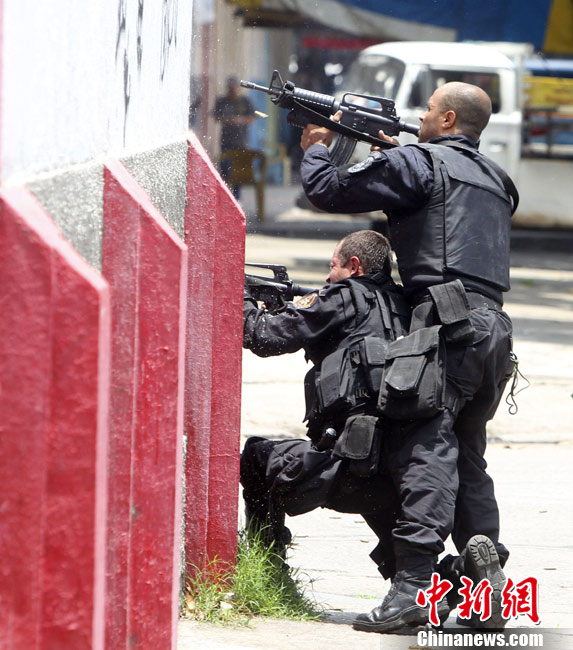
left=301, top=135, right=478, bottom=216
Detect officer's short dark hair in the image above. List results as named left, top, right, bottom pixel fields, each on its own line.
left=337, top=230, right=392, bottom=276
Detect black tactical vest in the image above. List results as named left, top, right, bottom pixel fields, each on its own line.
left=303, top=274, right=410, bottom=439
left=388, top=143, right=513, bottom=298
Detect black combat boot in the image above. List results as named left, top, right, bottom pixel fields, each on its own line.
left=457, top=535, right=507, bottom=629
left=353, top=554, right=450, bottom=634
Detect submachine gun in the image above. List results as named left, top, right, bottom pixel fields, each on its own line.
left=245, top=263, right=316, bottom=314
left=241, top=70, right=420, bottom=165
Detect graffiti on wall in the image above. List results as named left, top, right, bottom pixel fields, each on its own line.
left=161, top=0, right=179, bottom=81
left=114, top=0, right=180, bottom=143
left=115, top=0, right=131, bottom=142
left=1, top=0, right=193, bottom=181
left=137, top=0, right=144, bottom=69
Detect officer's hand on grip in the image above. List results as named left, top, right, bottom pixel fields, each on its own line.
left=371, top=129, right=400, bottom=151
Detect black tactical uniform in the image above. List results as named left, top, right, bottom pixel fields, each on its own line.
left=241, top=271, right=409, bottom=571
left=301, top=135, right=517, bottom=573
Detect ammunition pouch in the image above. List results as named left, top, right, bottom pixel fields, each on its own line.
left=333, top=414, right=382, bottom=477
left=361, top=336, right=388, bottom=396
left=378, top=280, right=481, bottom=420
left=410, top=279, right=476, bottom=344
left=316, top=347, right=353, bottom=414
left=428, top=280, right=476, bottom=343
left=307, top=336, right=388, bottom=424
left=377, top=325, right=446, bottom=420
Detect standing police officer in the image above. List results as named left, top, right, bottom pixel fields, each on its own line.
left=241, top=231, right=410, bottom=583
left=299, top=82, right=518, bottom=632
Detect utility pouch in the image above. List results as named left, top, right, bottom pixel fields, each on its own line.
left=333, top=414, right=381, bottom=477
left=316, top=347, right=354, bottom=414
left=303, top=366, right=318, bottom=422
left=360, top=337, right=388, bottom=396
left=378, top=325, right=445, bottom=420
left=428, top=280, right=476, bottom=343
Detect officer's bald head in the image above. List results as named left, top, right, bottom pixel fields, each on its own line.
left=434, top=82, right=492, bottom=141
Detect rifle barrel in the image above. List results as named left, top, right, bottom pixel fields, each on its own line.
left=240, top=80, right=276, bottom=95
left=400, top=121, right=420, bottom=136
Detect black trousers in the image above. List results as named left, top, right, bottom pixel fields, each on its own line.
left=385, top=306, right=513, bottom=565
left=240, top=437, right=400, bottom=577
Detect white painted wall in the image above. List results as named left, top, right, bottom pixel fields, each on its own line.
left=2, top=0, right=194, bottom=184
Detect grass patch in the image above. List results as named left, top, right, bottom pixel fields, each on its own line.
left=184, top=529, right=322, bottom=625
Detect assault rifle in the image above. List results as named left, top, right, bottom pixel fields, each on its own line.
left=241, top=70, right=420, bottom=165
left=245, top=263, right=316, bottom=314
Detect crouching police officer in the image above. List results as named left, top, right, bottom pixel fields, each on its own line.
left=241, top=230, right=410, bottom=584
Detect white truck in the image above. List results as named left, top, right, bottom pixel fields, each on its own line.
left=339, top=41, right=573, bottom=229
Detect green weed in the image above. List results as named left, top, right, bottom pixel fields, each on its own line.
left=184, top=529, right=322, bottom=625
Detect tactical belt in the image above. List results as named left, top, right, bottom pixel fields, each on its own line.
left=414, top=289, right=501, bottom=311
left=465, top=292, right=502, bottom=311
left=411, top=280, right=502, bottom=344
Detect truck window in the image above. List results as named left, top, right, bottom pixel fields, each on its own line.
left=429, top=70, right=501, bottom=113
left=343, top=55, right=405, bottom=101
left=409, top=77, right=424, bottom=108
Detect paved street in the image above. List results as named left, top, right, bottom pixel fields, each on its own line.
left=180, top=185, right=573, bottom=649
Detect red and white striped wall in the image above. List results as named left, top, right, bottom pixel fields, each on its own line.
left=0, top=1, right=246, bottom=648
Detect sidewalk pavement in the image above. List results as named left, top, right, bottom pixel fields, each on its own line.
left=178, top=182, right=573, bottom=649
